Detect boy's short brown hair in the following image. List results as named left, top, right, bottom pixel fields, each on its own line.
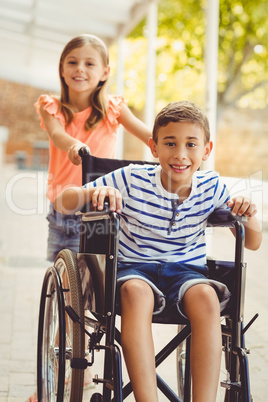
left=152, top=101, right=210, bottom=144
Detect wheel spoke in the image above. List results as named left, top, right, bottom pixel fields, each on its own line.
left=37, top=250, right=86, bottom=401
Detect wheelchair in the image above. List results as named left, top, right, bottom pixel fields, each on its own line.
left=37, top=148, right=258, bottom=401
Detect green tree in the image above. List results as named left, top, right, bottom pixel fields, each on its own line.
left=125, top=0, right=268, bottom=116
left=217, top=0, right=268, bottom=113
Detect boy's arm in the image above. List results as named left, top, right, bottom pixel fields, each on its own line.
left=54, top=186, right=122, bottom=215
left=227, top=197, right=262, bottom=250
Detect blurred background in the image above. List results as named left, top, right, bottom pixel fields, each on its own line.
left=1, top=0, right=268, bottom=180
left=0, top=0, right=267, bottom=400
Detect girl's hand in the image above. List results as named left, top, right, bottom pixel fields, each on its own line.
left=91, top=186, right=122, bottom=213
left=68, top=143, right=88, bottom=165
left=227, top=197, right=257, bottom=218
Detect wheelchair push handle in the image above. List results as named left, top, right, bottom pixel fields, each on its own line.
left=79, top=146, right=91, bottom=157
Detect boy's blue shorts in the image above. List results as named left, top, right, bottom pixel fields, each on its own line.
left=117, top=261, right=231, bottom=319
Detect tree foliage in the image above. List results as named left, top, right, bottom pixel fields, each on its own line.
left=124, top=0, right=268, bottom=114
left=217, top=0, right=268, bottom=111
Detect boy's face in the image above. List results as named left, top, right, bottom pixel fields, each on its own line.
left=149, top=121, right=212, bottom=194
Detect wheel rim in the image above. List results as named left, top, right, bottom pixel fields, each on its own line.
left=55, top=250, right=85, bottom=401
left=43, top=278, right=58, bottom=400
left=38, top=249, right=85, bottom=402
left=56, top=258, right=74, bottom=400
left=38, top=268, right=66, bottom=402
left=176, top=321, right=233, bottom=402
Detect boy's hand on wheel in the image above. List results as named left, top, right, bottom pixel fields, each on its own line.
left=91, top=187, right=122, bottom=213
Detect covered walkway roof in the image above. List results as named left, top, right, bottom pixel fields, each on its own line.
left=0, top=0, right=158, bottom=90
left=0, top=0, right=219, bottom=166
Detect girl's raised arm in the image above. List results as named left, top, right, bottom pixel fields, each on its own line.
left=117, top=102, right=151, bottom=146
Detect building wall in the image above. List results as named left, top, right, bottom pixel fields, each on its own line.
left=0, top=79, right=50, bottom=165
left=215, top=108, right=268, bottom=180
left=1, top=79, right=268, bottom=180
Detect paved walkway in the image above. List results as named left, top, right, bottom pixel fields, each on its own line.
left=0, top=166, right=49, bottom=402
left=0, top=164, right=267, bottom=401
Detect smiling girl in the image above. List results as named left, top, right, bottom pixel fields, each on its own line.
left=35, top=34, right=151, bottom=262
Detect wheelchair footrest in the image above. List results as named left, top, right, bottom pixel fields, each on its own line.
left=93, top=375, right=113, bottom=390
left=221, top=380, right=241, bottom=392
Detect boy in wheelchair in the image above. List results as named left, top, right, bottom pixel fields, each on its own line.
left=55, top=101, right=262, bottom=402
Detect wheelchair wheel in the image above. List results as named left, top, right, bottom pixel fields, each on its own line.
left=37, top=266, right=66, bottom=401
left=176, top=325, right=191, bottom=401
left=176, top=321, right=247, bottom=402
left=37, top=249, right=85, bottom=401
left=219, top=327, right=249, bottom=402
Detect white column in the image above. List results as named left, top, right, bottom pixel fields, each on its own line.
left=143, top=0, right=158, bottom=160
left=115, top=36, right=125, bottom=159
left=0, top=126, right=8, bottom=168
left=202, top=0, right=220, bottom=170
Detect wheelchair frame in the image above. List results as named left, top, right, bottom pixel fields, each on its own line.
left=37, top=148, right=258, bottom=401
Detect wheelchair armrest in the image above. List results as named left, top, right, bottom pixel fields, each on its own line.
left=77, top=200, right=111, bottom=216
left=207, top=208, right=247, bottom=228
left=78, top=201, right=120, bottom=254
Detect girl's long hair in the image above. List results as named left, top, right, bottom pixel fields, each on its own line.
left=58, top=34, right=109, bottom=130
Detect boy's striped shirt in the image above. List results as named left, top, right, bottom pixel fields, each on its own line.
left=85, top=164, right=230, bottom=266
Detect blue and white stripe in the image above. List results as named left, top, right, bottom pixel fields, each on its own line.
left=86, top=164, right=230, bottom=266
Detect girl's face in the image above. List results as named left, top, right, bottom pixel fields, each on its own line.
left=61, top=44, right=110, bottom=96
left=150, top=121, right=212, bottom=194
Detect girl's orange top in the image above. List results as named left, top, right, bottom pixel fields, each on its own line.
left=35, top=94, right=126, bottom=203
